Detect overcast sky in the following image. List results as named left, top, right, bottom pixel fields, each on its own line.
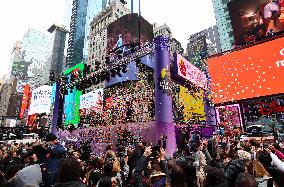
left=0, top=0, right=216, bottom=78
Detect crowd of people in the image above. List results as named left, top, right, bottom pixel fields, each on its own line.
left=0, top=131, right=284, bottom=187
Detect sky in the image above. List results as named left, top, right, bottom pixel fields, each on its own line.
left=0, top=0, right=216, bottom=78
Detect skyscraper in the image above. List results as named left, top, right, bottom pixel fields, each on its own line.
left=211, top=0, right=234, bottom=52
left=22, top=29, right=54, bottom=86
left=64, top=0, right=108, bottom=69
left=48, top=24, right=69, bottom=80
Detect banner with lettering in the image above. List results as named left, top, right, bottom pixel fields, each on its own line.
left=79, top=88, right=103, bottom=110
left=28, top=85, right=53, bottom=115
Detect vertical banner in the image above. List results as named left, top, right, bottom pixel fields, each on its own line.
left=154, top=35, right=176, bottom=156
left=19, top=84, right=30, bottom=119
left=51, top=82, right=60, bottom=134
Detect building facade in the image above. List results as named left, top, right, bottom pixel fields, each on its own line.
left=153, top=23, right=184, bottom=56
left=88, top=0, right=130, bottom=70
left=48, top=24, right=68, bottom=80
left=65, top=0, right=108, bottom=69
left=211, top=0, right=234, bottom=52
left=187, top=25, right=222, bottom=57
left=87, top=0, right=130, bottom=90
left=21, top=29, right=54, bottom=87
left=153, top=23, right=172, bottom=39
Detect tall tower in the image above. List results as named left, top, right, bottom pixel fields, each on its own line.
left=65, top=0, right=88, bottom=68
left=65, top=0, right=109, bottom=69
left=211, top=0, right=234, bottom=52
left=48, top=24, right=69, bottom=80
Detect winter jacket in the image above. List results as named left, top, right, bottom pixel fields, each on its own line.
left=224, top=159, right=245, bottom=186
left=54, top=181, right=86, bottom=187
left=15, top=164, right=42, bottom=187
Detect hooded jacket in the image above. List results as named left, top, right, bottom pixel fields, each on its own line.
left=224, top=159, right=245, bottom=186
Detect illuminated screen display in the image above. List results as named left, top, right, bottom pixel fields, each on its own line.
left=208, top=37, right=284, bottom=104
left=242, top=95, right=284, bottom=129
left=64, top=88, right=82, bottom=125
left=228, top=0, right=284, bottom=45
left=80, top=88, right=103, bottom=110
left=107, top=13, right=153, bottom=58
left=29, top=85, right=53, bottom=115
left=175, top=86, right=206, bottom=123
left=19, top=84, right=30, bottom=119
left=215, top=104, right=243, bottom=130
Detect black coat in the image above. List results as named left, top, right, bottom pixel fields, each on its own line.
left=224, top=159, right=244, bottom=186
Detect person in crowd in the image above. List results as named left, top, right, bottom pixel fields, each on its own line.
left=54, top=158, right=86, bottom=187
left=234, top=172, right=257, bottom=187
left=29, top=133, right=65, bottom=187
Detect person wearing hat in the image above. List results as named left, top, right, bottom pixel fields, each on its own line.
left=43, top=133, right=67, bottom=187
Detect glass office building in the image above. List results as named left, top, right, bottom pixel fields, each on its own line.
left=211, top=0, right=234, bottom=52
left=65, top=0, right=108, bottom=68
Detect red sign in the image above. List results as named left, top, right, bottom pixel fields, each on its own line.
left=19, top=84, right=30, bottom=119
left=208, top=37, right=284, bottom=104
left=258, top=100, right=284, bottom=115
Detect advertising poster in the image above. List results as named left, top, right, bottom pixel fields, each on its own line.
left=29, top=85, right=53, bottom=115
left=80, top=88, right=103, bottom=110
left=107, top=13, right=153, bottom=58
left=176, top=86, right=206, bottom=123
left=208, top=37, right=284, bottom=104
left=174, top=53, right=207, bottom=89
left=228, top=0, right=284, bottom=45
left=19, top=84, right=30, bottom=119
left=215, top=104, right=243, bottom=132
left=242, top=96, right=284, bottom=131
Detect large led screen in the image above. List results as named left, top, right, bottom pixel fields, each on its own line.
left=242, top=95, right=284, bottom=130
left=229, top=0, right=284, bottom=45
left=208, top=37, right=284, bottom=104
left=107, top=13, right=153, bottom=58
left=215, top=104, right=243, bottom=131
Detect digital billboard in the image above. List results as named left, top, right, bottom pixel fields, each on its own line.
left=242, top=95, right=284, bottom=130
left=80, top=89, right=103, bottom=110
left=19, top=84, right=30, bottom=119
left=174, top=85, right=206, bottom=123
left=173, top=53, right=207, bottom=89
left=215, top=104, right=243, bottom=131
left=29, top=85, right=53, bottom=115
left=228, top=0, right=284, bottom=45
left=208, top=37, right=284, bottom=104
left=107, top=13, right=154, bottom=58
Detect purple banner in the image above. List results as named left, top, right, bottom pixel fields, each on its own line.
left=154, top=36, right=176, bottom=156
left=51, top=82, right=60, bottom=134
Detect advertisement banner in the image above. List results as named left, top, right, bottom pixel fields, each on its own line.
left=19, top=84, right=30, bottom=119
left=215, top=104, right=243, bottom=131
left=28, top=85, right=53, bottom=115
left=174, top=53, right=207, bottom=89
left=228, top=0, right=284, bottom=45
left=208, top=37, right=284, bottom=104
left=16, top=80, right=29, bottom=93
left=242, top=96, right=284, bottom=130
left=80, top=89, right=103, bottom=110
